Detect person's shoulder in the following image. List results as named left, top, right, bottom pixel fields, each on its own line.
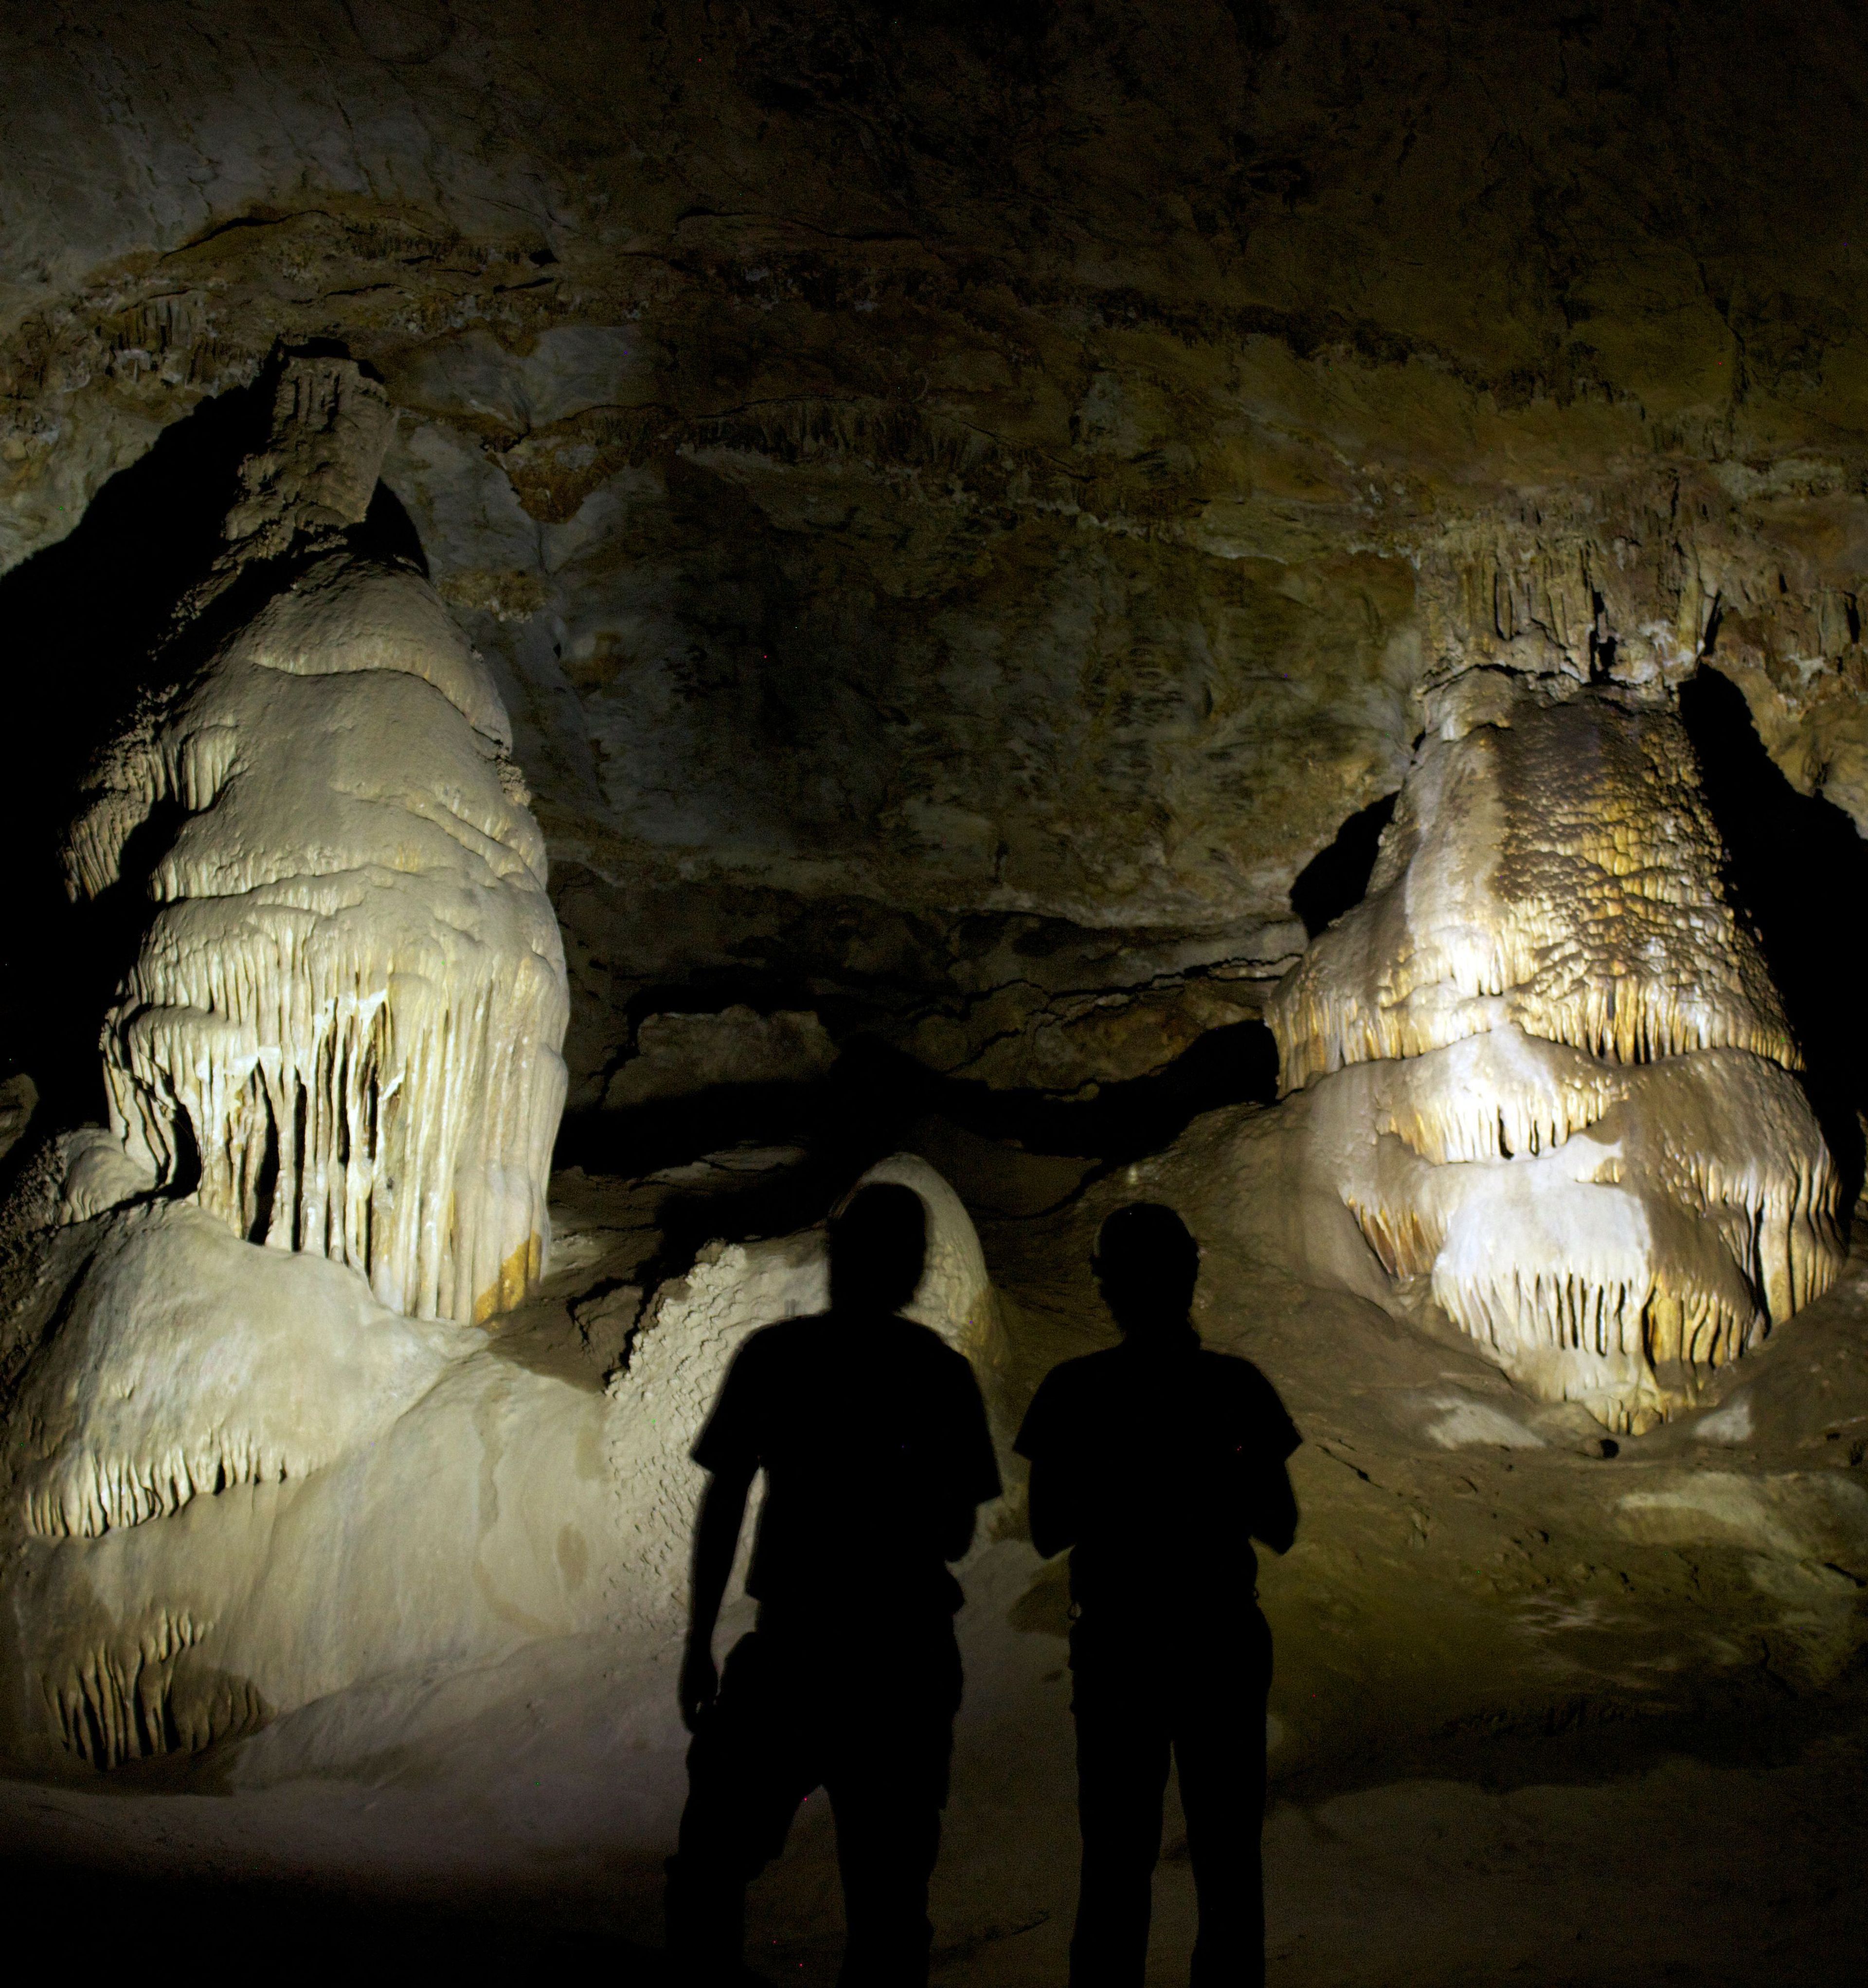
left=1014, top=1346, right=1128, bottom=1458
left=1195, top=1346, right=1265, bottom=1382
left=733, top=1311, right=832, bottom=1364
left=889, top=1315, right=977, bottom=1375
left=1032, top=1345, right=1128, bottom=1401
left=1197, top=1349, right=1301, bottom=1446
left=1033, top=1344, right=1121, bottom=1392
left=805, top=1309, right=973, bottom=1377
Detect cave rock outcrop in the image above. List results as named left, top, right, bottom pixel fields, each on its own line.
left=0, top=1142, right=998, bottom=1772
left=1270, top=669, right=1846, bottom=1431
left=64, top=356, right=569, bottom=1325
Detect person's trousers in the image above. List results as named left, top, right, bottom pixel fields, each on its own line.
left=665, top=1620, right=963, bottom=1988
left=1066, top=1608, right=1273, bottom=1988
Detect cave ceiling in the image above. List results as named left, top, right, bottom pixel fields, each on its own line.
left=5, top=0, right=1868, bottom=1107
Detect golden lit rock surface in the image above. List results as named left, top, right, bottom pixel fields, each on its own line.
left=1271, top=674, right=1845, bottom=1428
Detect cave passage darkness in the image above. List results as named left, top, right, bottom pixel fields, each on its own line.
left=557, top=1020, right=1283, bottom=1290
left=1681, top=666, right=1868, bottom=1201
left=1289, top=793, right=1398, bottom=940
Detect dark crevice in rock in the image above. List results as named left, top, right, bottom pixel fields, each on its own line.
left=1290, top=792, right=1398, bottom=940
left=1682, top=666, right=1868, bottom=1206
left=559, top=1015, right=1278, bottom=1307
left=557, top=1017, right=1279, bottom=1188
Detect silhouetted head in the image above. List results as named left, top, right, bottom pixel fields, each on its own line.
left=1093, top=1202, right=1199, bottom=1340
left=829, top=1182, right=927, bottom=1315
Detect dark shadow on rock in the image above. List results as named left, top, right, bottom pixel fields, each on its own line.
left=0, top=387, right=262, bottom=1122
left=1290, top=792, right=1398, bottom=939
left=557, top=1020, right=1280, bottom=1204
left=817, top=1021, right=1281, bottom=1167
left=1681, top=666, right=1868, bottom=1206
left=557, top=1080, right=828, bottom=1180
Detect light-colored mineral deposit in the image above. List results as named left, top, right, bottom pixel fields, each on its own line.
left=1270, top=669, right=1846, bottom=1431
left=64, top=357, right=569, bottom=1325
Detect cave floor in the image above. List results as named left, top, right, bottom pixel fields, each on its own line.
left=5, top=1134, right=1868, bottom=1984
left=4, top=1694, right=1866, bottom=1986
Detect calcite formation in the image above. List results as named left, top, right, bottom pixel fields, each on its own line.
left=0, top=1142, right=998, bottom=1770
left=1271, top=669, right=1846, bottom=1431
left=0, top=355, right=1017, bottom=1777
left=641, top=1152, right=1006, bottom=1375
left=64, top=357, right=568, bottom=1325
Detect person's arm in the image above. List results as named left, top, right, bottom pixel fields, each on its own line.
left=1252, top=1456, right=1298, bottom=1555
left=1239, top=1365, right=1301, bottom=1555
left=937, top=1357, right=1004, bottom=1563
left=1025, top=1453, right=1080, bottom=1561
left=938, top=1498, right=979, bottom=1563
left=1015, top=1369, right=1079, bottom=1561
left=680, top=1460, right=755, bottom=1730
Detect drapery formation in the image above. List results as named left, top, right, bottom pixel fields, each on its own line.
left=65, top=358, right=568, bottom=1324
left=1272, top=671, right=1844, bottom=1431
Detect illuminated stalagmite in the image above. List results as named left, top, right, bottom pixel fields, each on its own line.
left=0, top=364, right=1008, bottom=1773
left=1270, top=669, right=1846, bottom=1431
left=0, top=1141, right=998, bottom=1769
left=64, top=356, right=568, bottom=1324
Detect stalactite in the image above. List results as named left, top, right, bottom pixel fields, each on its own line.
left=42, top=1608, right=268, bottom=1770
left=25, top=1433, right=292, bottom=1540
left=1273, top=693, right=1798, bottom=1094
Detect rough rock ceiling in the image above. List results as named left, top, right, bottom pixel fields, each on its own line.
left=4, top=0, right=1868, bottom=1106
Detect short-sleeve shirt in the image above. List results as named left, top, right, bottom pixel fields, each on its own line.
left=694, top=1310, right=1002, bottom=1624
left=1014, top=1337, right=1300, bottom=1623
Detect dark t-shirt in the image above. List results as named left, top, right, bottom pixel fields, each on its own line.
left=1014, top=1337, right=1299, bottom=1623
left=694, top=1310, right=1002, bottom=1623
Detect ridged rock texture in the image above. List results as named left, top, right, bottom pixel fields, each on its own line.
left=1270, top=669, right=1846, bottom=1431
left=64, top=357, right=569, bottom=1324
left=7, top=14, right=1868, bottom=1953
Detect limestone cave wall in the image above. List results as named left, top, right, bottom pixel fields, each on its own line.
left=6, top=0, right=1868, bottom=1121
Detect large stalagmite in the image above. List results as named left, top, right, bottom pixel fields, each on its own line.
left=64, top=357, right=569, bottom=1324
left=0, top=363, right=1015, bottom=1777
left=1270, top=669, right=1847, bottom=1431
left=0, top=1135, right=1000, bottom=1770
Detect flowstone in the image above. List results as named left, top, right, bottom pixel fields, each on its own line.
left=0, top=366, right=1006, bottom=1774
left=0, top=1140, right=999, bottom=1771
left=1270, top=669, right=1846, bottom=1431
left=65, top=356, right=568, bottom=1325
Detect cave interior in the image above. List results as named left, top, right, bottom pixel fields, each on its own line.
left=3, top=5, right=1868, bottom=1984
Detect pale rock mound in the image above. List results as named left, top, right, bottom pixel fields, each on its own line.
left=1270, top=671, right=1845, bottom=1430
left=608, top=1153, right=1006, bottom=1611
left=63, top=357, right=568, bottom=1325
left=638, top=1151, right=1005, bottom=1371
left=12, top=1199, right=466, bottom=1541
left=0, top=1143, right=998, bottom=1772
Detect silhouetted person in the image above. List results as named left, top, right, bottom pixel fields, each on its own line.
left=1015, top=1203, right=1299, bottom=1988
left=666, top=1182, right=1002, bottom=1987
